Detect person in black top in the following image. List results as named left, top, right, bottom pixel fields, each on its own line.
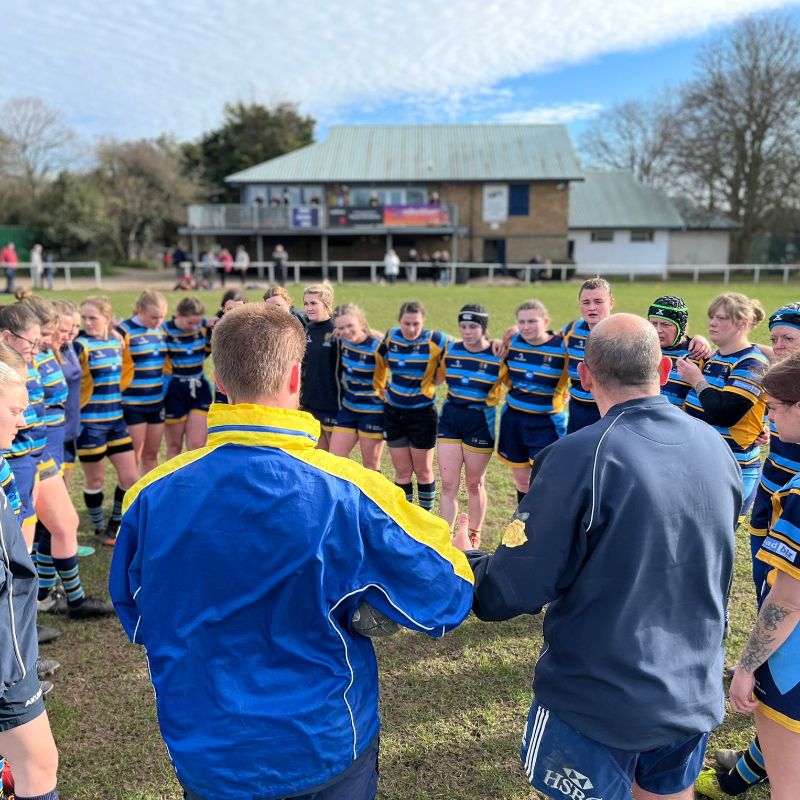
left=300, top=283, right=340, bottom=451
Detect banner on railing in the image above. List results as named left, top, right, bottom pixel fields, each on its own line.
left=328, top=207, right=384, bottom=226
left=383, top=204, right=451, bottom=227
left=291, top=207, right=320, bottom=229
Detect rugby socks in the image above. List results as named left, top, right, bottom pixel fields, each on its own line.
left=718, top=738, right=767, bottom=794
left=36, top=525, right=57, bottom=601
left=108, top=485, right=126, bottom=535
left=52, top=554, right=85, bottom=607
left=395, top=482, right=414, bottom=503
left=417, top=481, right=436, bottom=512
left=516, top=490, right=526, bottom=504
left=83, top=487, right=105, bottom=531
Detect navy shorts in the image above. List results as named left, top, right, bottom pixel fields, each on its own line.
left=8, top=454, right=37, bottom=524
left=305, top=408, right=339, bottom=433
left=77, top=418, right=133, bottom=462
left=437, top=401, right=495, bottom=453
left=566, top=400, right=601, bottom=434
left=123, top=405, right=167, bottom=426
left=520, top=701, right=707, bottom=800
left=497, top=406, right=566, bottom=468
left=63, top=438, right=77, bottom=468
left=165, top=377, right=212, bottom=424
left=38, top=423, right=66, bottom=480
left=0, top=667, right=46, bottom=732
left=182, top=736, right=378, bottom=800
left=384, top=403, right=437, bottom=450
left=334, top=407, right=384, bottom=438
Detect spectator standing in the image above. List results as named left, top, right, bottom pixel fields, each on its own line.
left=234, top=245, right=250, bottom=286
left=30, top=245, right=44, bottom=290
left=0, top=242, right=18, bottom=294
left=272, top=244, right=289, bottom=285
left=42, top=250, right=54, bottom=291
left=383, top=249, right=400, bottom=284
left=455, top=314, right=741, bottom=800
left=218, top=248, right=233, bottom=288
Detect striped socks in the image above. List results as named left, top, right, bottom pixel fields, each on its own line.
left=52, top=554, right=85, bottom=607
left=417, top=481, right=436, bottom=512
left=718, top=738, right=767, bottom=794
left=108, top=485, right=126, bottom=535
left=83, top=487, right=105, bottom=531
left=36, top=526, right=57, bottom=601
left=395, top=482, right=413, bottom=503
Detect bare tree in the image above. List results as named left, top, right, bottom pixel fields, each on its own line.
left=675, top=16, right=800, bottom=261
left=579, top=93, right=678, bottom=186
left=93, top=138, right=201, bottom=260
left=0, top=96, right=76, bottom=198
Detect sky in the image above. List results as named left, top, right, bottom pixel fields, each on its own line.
left=2, top=0, right=800, bottom=153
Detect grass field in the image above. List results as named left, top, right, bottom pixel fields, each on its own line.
left=39, top=279, right=787, bottom=799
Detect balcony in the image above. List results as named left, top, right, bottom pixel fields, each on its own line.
left=184, top=203, right=457, bottom=232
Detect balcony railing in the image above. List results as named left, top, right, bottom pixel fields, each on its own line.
left=185, top=203, right=457, bottom=231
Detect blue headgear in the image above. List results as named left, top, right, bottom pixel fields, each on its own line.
left=769, top=303, right=800, bottom=331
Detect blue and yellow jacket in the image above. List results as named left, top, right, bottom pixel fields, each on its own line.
left=110, top=403, right=473, bottom=800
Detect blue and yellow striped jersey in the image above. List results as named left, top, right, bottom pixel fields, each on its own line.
left=752, top=426, right=800, bottom=533
left=25, top=365, right=46, bottom=458
left=379, top=328, right=450, bottom=409
left=35, top=349, right=68, bottom=428
left=340, top=335, right=387, bottom=414
left=562, top=318, right=595, bottom=406
left=162, top=318, right=211, bottom=377
left=684, top=345, right=768, bottom=467
left=118, top=318, right=167, bottom=409
left=0, top=455, right=22, bottom=516
left=437, top=341, right=506, bottom=407
left=660, top=341, right=700, bottom=408
left=503, top=332, right=569, bottom=416
left=74, top=334, right=125, bottom=425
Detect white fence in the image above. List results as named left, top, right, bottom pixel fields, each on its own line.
left=6, top=262, right=103, bottom=288
left=178, top=260, right=800, bottom=285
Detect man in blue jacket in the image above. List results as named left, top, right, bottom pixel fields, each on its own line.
left=454, top=313, right=741, bottom=800
left=109, top=304, right=473, bottom=800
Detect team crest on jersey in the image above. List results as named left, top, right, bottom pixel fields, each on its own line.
left=575, top=340, right=585, bottom=349
left=502, top=511, right=529, bottom=548
left=516, top=352, right=526, bottom=361
left=453, top=359, right=462, bottom=368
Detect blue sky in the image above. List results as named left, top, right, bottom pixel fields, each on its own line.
left=2, top=0, right=799, bottom=154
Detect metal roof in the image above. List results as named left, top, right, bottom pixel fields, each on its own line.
left=226, top=125, right=584, bottom=184
left=569, top=170, right=685, bottom=229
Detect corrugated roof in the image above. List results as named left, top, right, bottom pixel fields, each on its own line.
left=226, top=124, right=583, bottom=184
left=569, top=170, right=684, bottom=229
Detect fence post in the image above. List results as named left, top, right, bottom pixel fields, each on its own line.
left=293, top=263, right=300, bottom=284
left=337, top=263, right=343, bottom=283
left=754, top=266, right=761, bottom=284
left=784, top=267, right=791, bottom=285
left=723, top=268, right=730, bottom=284
left=322, top=262, right=329, bottom=282
left=94, top=262, right=102, bottom=288
left=693, top=267, right=699, bottom=283
left=370, top=263, right=377, bottom=283
left=65, top=264, right=72, bottom=288
left=488, top=264, right=495, bottom=283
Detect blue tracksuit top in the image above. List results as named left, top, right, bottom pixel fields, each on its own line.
left=110, top=402, right=473, bottom=800
left=468, top=395, right=741, bottom=750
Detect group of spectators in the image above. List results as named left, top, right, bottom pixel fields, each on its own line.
left=2, top=278, right=800, bottom=799
left=0, top=243, right=55, bottom=295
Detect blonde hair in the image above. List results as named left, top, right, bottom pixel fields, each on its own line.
left=20, top=295, right=58, bottom=327
left=0, top=342, right=28, bottom=382
left=333, top=303, right=369, bottom=334
left=81, top=295, right=114, bottom=337
left=212, top=305, right=306, bottom=402
left=53, top=299, right=78, bottom=316
left=303, top=283, right=334, bottom=313
left=708, top=292, right=765, bottom=330
left=516, top=299, right=549, bottom=318
left=579, top=277, right=613, bottom=298
left=135, top=289, right=167, bottom=314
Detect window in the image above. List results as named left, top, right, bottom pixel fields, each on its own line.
left=508, top=184, right=529, bottom=216
left=631, top=230, right=655, bottom=242
left=590, top=231, right=614, bottom=242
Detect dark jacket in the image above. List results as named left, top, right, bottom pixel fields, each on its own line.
left=468, top=395, right=741, bottom=750
left=0, top=480, right=38, bottom=693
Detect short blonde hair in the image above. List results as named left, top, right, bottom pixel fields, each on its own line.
left=0, top=342, right=28, bottom=382
left=135, top=289, right=167, bottom=314
left=333, top=303, right=369, bottom=334
left=708, top=292, right=765, bottom=330
left=212, top=305, right=306, bottom=403
left=304, top=283, right=334, bottom=313
left=264, top=286, right=294, bottom=306
left=579, top=277, right=613, bottom=298
left=516, top=299, right=549, bottom=318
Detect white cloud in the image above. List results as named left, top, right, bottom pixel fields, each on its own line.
left=0, top=0, right=798, bottom=141
left=497, top=103, right=606, bottom=125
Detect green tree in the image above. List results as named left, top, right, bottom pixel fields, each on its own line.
left=35, top=171, right=111, bottom=258
left=185, top=102, right=315, bottom=199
